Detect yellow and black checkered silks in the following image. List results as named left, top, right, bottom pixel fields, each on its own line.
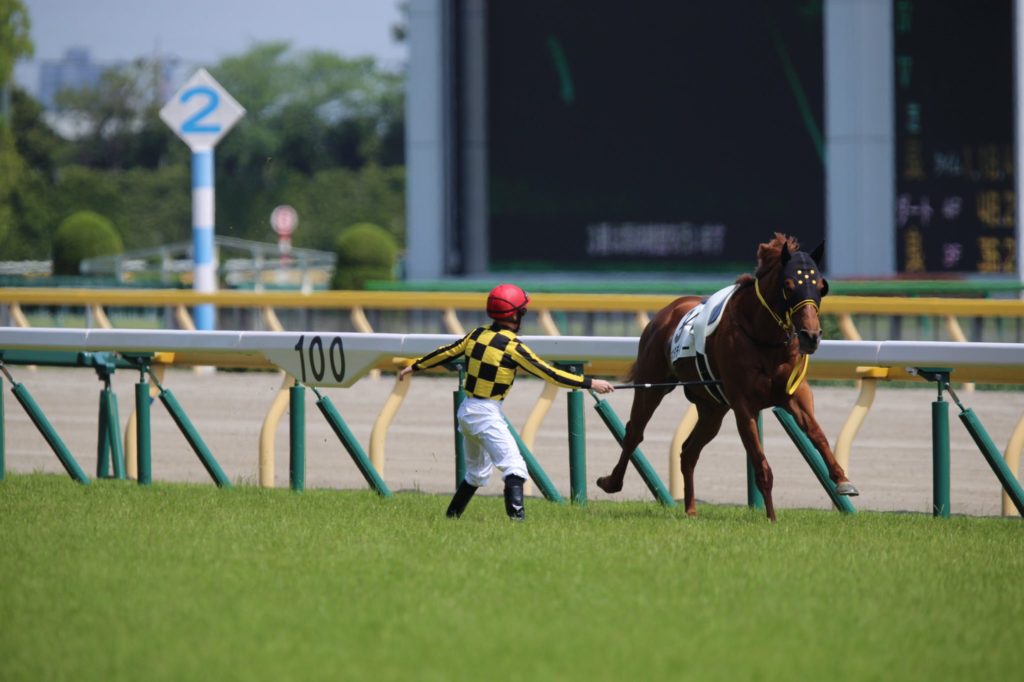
left=411, top=324, right=592, bottom=400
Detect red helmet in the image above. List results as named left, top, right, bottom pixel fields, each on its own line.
left=486, top=284, right=530, bottom=321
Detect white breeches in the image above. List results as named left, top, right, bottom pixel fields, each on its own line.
left=457, top=398, right=528, bottom=487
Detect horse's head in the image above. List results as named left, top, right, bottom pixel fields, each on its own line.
left=779, top=241, right=829, bottom=353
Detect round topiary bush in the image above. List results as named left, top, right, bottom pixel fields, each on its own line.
left=52, top=210, right=124, bottom=276
left=331, top=222, right=398, bottom=290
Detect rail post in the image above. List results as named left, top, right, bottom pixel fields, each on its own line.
left=913, top=368, right=952, bottom=517
left=1, top=372, right=5, bottom=480
left=959, top=408, right=1024, bottom=516
left=562, top=363, right=587, bottom=505
left=931, top=375, right=1024, bottom=517
left=155, top=381, right=231, bottom=488
left=746, top=412, right=766, bottom=510
left=105, top=387, right=125, bottom=479
left=289, top=384, right=305, bottom=492
left=0, top=363, right=90, bottom=484
left=313, top=389, right=391, bottom=496
left=135, top=375, right=152, bottom=485
left=97, top=385, right=110, bottom=478
left=93, top=354, right=125, bottom=480
left=453, top=361, right=467, bottom=488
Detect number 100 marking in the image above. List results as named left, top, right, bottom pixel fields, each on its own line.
left=293, top=335, right=345, bottom=383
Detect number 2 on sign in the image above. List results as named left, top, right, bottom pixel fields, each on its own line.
left=293, top=335, right=346, bottom=383
left=180, top=86, right=222, bottom=133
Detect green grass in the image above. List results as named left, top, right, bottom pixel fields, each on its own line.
left=1, top=474, right=1022, bottom=681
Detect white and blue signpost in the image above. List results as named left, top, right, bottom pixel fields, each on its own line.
left=159, top=69, right=245, bottom=330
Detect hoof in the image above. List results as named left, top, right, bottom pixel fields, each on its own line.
left=835, top=481, right=859, bottom=496
left=596, top=476, right=622, bottom=494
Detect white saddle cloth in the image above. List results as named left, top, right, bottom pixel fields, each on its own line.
left=669, top=284, right=738, bottom=365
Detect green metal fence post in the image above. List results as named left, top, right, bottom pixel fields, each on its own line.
left=158, top=387, right=231, bottom=488
left=772, top=408, right=855, bottom=513
left=589, top=392, right=675, bottom=507
left=453, top=362, right=467, bottom=488
left=1, top=373, right=5, bottom=481
left=96, top=386, right=111, bottom=478
left=290, top=384, right=305, bottom=492
left=504, top=417, right=564, bottom=504
left=958, top=408, right=1024, bottom=516
left=105, top=389, right=125, bottom=480
left=314, top=390, right=392, bottom=497
left=92, top=356, right=124, bottom=480
left=746, top=412, right=766, bottom=510
left=135, top=378, right=152, bottom=486
left=8, top=377, right=90, bottom=484
left=914, top=368, right=953, bottom=518
left=563, top=363, right=587, bottom=505
left=932, top=395, right=950, bottom=518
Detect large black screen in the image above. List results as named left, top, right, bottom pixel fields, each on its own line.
left=894, top=0, right=1015, bottom=274
left=486, top=1, right=825, bottom=271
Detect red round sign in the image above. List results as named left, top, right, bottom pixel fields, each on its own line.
left=270, top=205, right=299, bottom=236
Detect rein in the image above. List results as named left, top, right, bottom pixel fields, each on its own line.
left=748, top=277, right=816, bottom=395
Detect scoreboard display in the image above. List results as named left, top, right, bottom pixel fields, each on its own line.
left=485, top=1, right=826, bottom=271
left=894, top=0, right=1015, bottom=274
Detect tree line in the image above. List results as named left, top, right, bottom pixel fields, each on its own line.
left=0, top=0, right=406, bottom=264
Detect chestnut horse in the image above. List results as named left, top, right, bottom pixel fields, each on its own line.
left=596, top=233, right=858, bottom=521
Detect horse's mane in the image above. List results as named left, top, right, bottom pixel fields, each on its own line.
left=734, top=232, right=801, bottom=288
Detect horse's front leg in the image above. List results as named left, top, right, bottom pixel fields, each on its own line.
left=733, top=405, right=776, bottom=521
left=784, top=385, right=859, bottom=496
left=596, top=386, right=672, bottom=494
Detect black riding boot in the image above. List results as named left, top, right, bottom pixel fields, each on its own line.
left=503, top=475, right=526, bottom=521
left=446, top=480, right=478, bottom=518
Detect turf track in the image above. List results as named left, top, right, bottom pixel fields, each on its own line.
left=1, top=474, right=1021, bottom=681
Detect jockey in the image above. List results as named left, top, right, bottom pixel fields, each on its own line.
left=399, top=284, right=614, bottom=520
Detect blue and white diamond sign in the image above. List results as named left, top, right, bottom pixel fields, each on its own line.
left=160, top=68, right=245, bottom=151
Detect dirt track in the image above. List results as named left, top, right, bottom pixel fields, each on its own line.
left=2, top=366, right=1021, bottom=516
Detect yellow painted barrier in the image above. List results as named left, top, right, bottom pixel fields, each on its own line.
left=832, top=367, right=890, bottom=474
left=89, top=304, right=112, bottom=329
left=1, top=287, right=1023, bottom=317
left=256, top=304, right=291, bottom=488
left=1003, top=417, right=1024, bottom=517
left=258, top=373, right=295, bottom=487
left=8, top=302, right=31, bottom=328
left=369, top=371, right=411, bottom=477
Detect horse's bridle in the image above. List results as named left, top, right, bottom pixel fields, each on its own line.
left=746, top=252, right=827, bottom=394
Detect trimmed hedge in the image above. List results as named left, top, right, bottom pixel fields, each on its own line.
left=332, top=222, right=398, bottom=290
left=51, top=210, right=123, bottom=276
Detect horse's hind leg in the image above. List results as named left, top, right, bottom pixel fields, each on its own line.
left=680, top=403, right=729, bottom=516
left=596, top=386, right=673, bottom=494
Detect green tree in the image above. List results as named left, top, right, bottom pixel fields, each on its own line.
left=212, top=43, right=405, bottom=174
left=0, top=88, right=63, bottom=259
left=55, top=59, right=174, bottom=169
left=0, top=0, right=33, bottom=246
left=0, top=0, right=32, bottom=85
left=6, top=38, right=406, bottom=262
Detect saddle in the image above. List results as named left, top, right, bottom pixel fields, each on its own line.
left=668, top=284, right=737, bottom=405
